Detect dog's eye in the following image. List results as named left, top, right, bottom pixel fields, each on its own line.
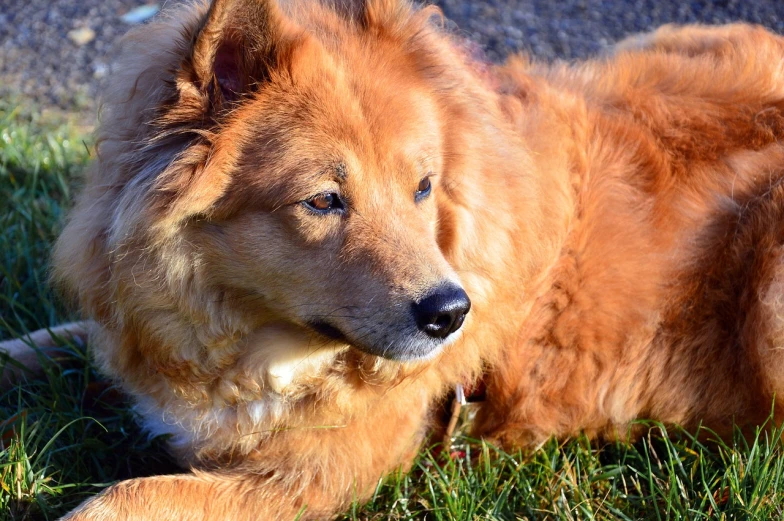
left=304, top=192, right=344, bottom=213
left=415, top=177, right=432, bottom=202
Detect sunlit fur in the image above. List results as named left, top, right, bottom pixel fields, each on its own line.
left=51, top=1, right=784, bottom=519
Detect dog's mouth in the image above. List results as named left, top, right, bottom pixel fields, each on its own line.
left=306, top=319, right=453, bottom=362
left=308, top=320, right=350, bottom=343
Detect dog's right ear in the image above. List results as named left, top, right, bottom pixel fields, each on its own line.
left=184, top=0, right=295, bottom=110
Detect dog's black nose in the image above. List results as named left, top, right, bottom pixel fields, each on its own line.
left=412, top=284, right=471, bottom=339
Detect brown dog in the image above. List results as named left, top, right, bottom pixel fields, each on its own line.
left=12, top=0, right=784, bottom=518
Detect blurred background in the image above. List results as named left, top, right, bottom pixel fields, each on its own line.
left=1, top=0, right=783, bottom=117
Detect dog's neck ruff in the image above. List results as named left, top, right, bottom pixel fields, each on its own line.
left=133, top=323, right=352, bottom=461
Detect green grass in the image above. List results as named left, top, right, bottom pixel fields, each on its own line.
left=0, top=100, right=177, bottom=520
left=2, top=97, right=784, bottom=520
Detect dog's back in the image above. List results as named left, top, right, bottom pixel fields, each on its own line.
left=473, top=24, right=784, bottom=444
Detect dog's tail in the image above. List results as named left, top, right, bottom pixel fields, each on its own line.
left=0, top=321, right=90, bottom=386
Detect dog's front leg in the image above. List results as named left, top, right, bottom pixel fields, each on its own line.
left=61, top=382, right=432, bottom=521
left=61, top=471, right=320, bottom=521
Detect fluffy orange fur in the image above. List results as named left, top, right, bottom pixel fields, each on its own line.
left=42, top=0, right=784, bottom=518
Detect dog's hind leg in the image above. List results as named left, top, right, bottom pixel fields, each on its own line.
left=727, top=176, right=784, bottom=424
left=0, top=321, right=90, bottom=386
left=751, top=247, right=784, bottom=417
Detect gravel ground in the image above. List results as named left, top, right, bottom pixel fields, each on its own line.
left=1, top=0, right=784, bottom=113
left=0, top=0, right=153, bottom=111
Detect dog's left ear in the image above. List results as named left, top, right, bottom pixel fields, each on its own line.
left=143, top=0, right=300, bottom=226
left=185, top=0, right=295, bottom=110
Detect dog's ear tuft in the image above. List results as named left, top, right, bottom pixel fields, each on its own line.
left=363, top=0, right=414, bottom=31
left=325, top=0, right=412, bottom=30
left=188, top=0, right=292, bottom=107
left=321, top=0, right=367, bottom=23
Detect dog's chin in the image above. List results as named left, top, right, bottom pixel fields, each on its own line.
left=372, top=340, right=444, bottom=362
left=308, top=320, right=462, bottom=362
left=386, top=327, right=464, bottom=362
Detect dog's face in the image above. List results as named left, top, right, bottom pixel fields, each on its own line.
left=158, top=0, right=471, bottom=361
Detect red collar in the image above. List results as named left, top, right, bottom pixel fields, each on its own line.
left=459, top=380, right=487, bottom=404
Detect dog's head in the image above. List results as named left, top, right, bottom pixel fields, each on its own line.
left=57, top=0, right=494, bottom=372
left=202, top=136, right=471, bottom=363
left=188, top=0, right=474, bottom=361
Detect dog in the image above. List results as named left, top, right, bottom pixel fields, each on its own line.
left=3, top=0, right=784, bottom=518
